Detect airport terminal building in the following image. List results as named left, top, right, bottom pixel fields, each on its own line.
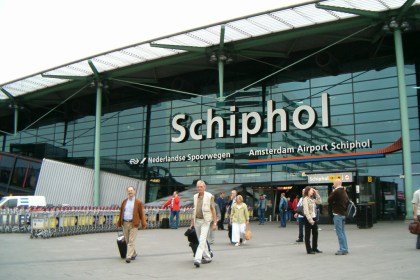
left=1, top=1, right=419, bottom=222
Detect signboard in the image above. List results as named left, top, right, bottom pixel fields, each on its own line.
left=307, top=172, right=353, bottom=183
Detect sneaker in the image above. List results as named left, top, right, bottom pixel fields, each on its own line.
left=131, top=253, right=137, bottom=260
left=335, top=251, right=348, bottom=255
left=235, top=242, right=240, bottom=247
left=242, top=240, right=247, bottom=244
left=194, top=260, right=201, bottom=267
left=202, top=259, right=212, bottom=264
left=296, top=239, right=303, bottom=242
left=125, top=258, right=131, bottom=263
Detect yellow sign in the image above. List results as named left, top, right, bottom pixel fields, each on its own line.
left=368, top=176, right=372, bottom=183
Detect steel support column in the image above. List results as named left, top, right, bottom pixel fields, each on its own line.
left=94, top=82, right=102, bottom=206
left=393, top=28, right=413, bottom=218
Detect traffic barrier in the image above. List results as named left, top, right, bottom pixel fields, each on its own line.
left=0, top=206, right=195, bottom=238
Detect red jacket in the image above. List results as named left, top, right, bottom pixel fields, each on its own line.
left=163, top=196, right=180, bottom=211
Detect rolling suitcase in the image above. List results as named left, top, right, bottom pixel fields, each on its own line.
left=117, top=232, right=127, bottom=259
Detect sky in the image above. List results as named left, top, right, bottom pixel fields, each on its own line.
left=0, top=0, right=308, bottom=85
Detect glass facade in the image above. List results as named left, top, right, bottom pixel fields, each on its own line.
left=1, top=63, right=419, bottom=220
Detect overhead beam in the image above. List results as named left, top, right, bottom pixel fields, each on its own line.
left=238, top=50, right=289, bottom=58
left=41, top=74, right=90, bottom=81
left=0, top=87, right=15, bottom=100
left=396, top=0, right=416, bottom=21
left=315, top=3, right=384, bottom=19
left=150, top=43, right=207, bottom=54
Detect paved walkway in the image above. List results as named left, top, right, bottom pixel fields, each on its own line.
left=0, top=221, right=418, bottom=280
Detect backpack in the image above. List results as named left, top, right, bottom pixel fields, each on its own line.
left=280, top=198, right=287, bottom=211
left=346, top=200, right=357, bottom=219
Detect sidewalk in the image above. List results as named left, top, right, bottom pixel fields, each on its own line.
left=0, top=221, right=418, bottom=280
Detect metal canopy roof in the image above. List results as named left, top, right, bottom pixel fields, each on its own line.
left=0, top=0, right=419, bottom=134
left=1, top=0, right=418, bottom=99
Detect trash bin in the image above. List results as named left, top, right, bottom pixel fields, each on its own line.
left=357, top=204, right=373, bottom=229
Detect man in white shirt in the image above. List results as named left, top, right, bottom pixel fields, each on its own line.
left=190, top=180, right=217, bottom=268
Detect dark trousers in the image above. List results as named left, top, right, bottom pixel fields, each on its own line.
left=304, top=217, right=318, bottom=253
left=218, top=209, right=226, bottom=229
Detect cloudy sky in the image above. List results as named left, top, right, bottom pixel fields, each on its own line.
left=0, top=0, right=308, bottom=85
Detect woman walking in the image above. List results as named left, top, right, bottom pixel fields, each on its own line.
left=302, top=186, right=322, bottom=254
left=230, top=195, right=250, bottom=246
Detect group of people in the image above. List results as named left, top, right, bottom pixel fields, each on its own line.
left=117, top=179, right=420, bottom=266
left=292, top=179, right=349, bottom=255
left=117, top=182, right=251, bottom=267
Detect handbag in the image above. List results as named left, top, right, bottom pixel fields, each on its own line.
left=295, top=206, right=304, bottom=216
left=408, top=221, right=420, bottom=234
left=244, top=225, right=252, bottom=240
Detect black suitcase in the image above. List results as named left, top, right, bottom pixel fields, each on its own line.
left=161, top=218, right=170, bottom=229
left=117, top=233, right=127, bottom=259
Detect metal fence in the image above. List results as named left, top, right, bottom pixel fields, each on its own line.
left=0, top=206, right=195, bottom=238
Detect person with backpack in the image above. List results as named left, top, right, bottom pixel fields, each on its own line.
left=278, top=193, right=288, bottom=228
left=328, top=178, right=349, bottom=255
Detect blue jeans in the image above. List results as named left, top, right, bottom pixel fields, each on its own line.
left=333, top=214, right=348, bottom=253
left=286, top=210, right=291, bottom=221
left=258, top=208, right=265, bottom=224
left=170, top=210, right=180, bottom=229
left=297, top=217, right=304, bottom=240
left=279, top=210, right=287, bottom=227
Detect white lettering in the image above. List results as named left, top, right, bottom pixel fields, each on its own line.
left=171, top=114, right=187, bottom=142
left=293, top=105, right=316, bottom=129
left=242, top=112, right=262, bottom=144
left=170, top=93, right=330, bottom=144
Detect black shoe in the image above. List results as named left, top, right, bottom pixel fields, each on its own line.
left=194, top=261, right=200, bottom=268
left=307, top=251, right=316, bottom=254
left=202, top=259, right=212, bottom=264
left=131, top=253, right=137, bottom=260
left=125, top=258, right=131, bottom=263
left=296, top=239, right=303, bottom=242
left=313, top=249, right=323, bottom=253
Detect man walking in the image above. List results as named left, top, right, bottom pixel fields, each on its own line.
left=216, top=192, right=226, bottom=230
left=412, top=188, right=420, bottom=249
left=278, top=193, right=288, bottom=227
left=328, top=179, right=349, bottom=255
left=190, top=180, right=217, bottom=268
left=257, top=194, right=267, bottom=225
left=163, top=191, right=181, bottom=229
left=117, top=186, right=147, bottom=263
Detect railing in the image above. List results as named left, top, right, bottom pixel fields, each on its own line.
left=0, top=206, right=195, bottom=238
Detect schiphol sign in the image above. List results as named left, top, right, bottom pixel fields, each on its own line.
left=171, top=93, right=330, bottom=144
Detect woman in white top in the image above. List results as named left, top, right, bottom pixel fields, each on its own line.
left=302, top=186, right=322, bottom=254
left=230, top=195, right=250, bottom=246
